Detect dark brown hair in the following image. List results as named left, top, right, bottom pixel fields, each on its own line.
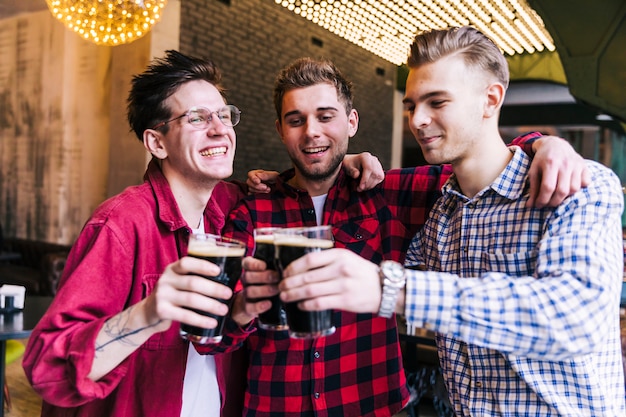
left=273, top=57, right=354, bottom=122
left=127, top=50, right=225, bottom=140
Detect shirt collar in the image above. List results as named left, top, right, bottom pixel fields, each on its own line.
left=144, top=158, right=188, bottom=231
left=442, top=146, right=531, bottom=202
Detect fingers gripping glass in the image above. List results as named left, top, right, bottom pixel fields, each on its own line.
left=152, top=105, right=241, bottom=130
left=274, top=225, right=336, bottom=339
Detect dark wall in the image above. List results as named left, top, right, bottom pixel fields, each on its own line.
left=180, top=0, right=397, bottom=180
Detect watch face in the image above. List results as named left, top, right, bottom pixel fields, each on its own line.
left=382, top=261, right=405, bottom=284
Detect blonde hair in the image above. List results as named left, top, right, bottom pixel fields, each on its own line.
left=407, top=26, right=509, bottom=89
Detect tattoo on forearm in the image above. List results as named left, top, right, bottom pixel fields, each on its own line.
left=95, top=306, right=163, bottom=353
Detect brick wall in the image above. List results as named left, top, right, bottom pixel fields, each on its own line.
left=180, top=0, right=397, bottom=180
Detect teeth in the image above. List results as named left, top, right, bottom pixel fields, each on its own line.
left=304, top=146, right=328, bottom=154
left=200, top=146, right=227, bottom=157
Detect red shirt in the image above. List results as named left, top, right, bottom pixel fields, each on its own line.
left=224, top=166, right=449, bottom=417
left=23, top=160, right=250, bottom=417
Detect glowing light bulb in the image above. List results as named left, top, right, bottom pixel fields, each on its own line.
left=46, top=0, right=167, bottom=46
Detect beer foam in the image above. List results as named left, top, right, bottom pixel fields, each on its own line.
left=254, top=234, right=275, bottom=244
left=274, top=235, right=333, bottom=249
left=188, top=239, right=246, bottom=257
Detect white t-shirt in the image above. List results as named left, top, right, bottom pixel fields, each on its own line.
left=181, top=220, right=220, bottom=417
left=311, top=194, right=328, bottom=225
left=181, top=344, right=220, bottom=417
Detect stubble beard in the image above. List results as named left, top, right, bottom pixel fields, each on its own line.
left=292, top=151, right=345, bottom=183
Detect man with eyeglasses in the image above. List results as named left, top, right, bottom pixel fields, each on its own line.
left=21, top=50, right=251, bottom=417
left=22, top=50, right=383, bottom=417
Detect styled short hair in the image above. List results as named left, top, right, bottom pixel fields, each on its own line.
left=127, top=50, right=225, bottom=141
left=273, top=57, right=354, bottom=122
left=407, top=26, right=509, bottom=89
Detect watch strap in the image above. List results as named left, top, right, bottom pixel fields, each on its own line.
left=378, top=261, right=405, bottom=318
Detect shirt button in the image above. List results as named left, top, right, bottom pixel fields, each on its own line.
left=314, top=351, right=320, bottom=359
left=355, top=233, right=363, bottom=240
left=307, top=209, right=315, bottom=215
left=475, top=381, right=483, bottom=388
left=314, top=392, right=320, bottom=399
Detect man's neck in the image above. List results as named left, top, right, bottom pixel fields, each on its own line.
left=453, top=137, right=512, bottom=198
left=162, top=166, right=217, bottom=228
left=287, top=168, right=340, bottom=197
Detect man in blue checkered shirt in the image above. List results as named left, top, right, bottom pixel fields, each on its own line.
left=279, top=26, right=626, bottom=416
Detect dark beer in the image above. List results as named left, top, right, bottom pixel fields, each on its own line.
left=180, top=236, right=245, bottom=344
left=252, top=233, right=288, bottom=330
left=275, top=235, right=335, bottom=338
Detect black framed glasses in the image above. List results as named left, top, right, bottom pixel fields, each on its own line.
left=152, top=105, right=241, bottom=130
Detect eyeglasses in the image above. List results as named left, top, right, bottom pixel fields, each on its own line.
left=152, top=105, right=241, bottom=130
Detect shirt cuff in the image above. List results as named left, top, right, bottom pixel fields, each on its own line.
left=404, top=269, right=456, bottom=333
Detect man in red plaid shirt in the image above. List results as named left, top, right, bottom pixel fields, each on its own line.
left=223, top=57, right=588, bottom=417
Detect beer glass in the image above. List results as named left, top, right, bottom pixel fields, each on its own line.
left=180, top=234, right=246, bottom=344
left=274, top=225, right=335, bottom=339
left=251, top=227, right=289, bottom=330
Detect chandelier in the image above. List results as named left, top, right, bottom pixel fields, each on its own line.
left=46, top=0, right=167, bottom=46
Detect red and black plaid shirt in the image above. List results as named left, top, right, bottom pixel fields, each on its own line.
left=222, top=132, right=539, bottom=417
left=223, top=165, right=449, bottom=417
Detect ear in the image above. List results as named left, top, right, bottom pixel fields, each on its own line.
left=143, top=129, right=168, bottom=159
left=275, top=119, right=286, bottom=144
left=484, top=82, right=506, bottom=119
left=347, top=109, right=359, bottom=138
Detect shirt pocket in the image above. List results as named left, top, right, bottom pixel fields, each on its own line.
left=332, top=217, right=383, bottom=262
left=484, top=250, right=537, bottom=277
left=140, top=273, right=185, bottom=351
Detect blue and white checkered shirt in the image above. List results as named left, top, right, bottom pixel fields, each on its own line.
left=405, top=147, right=626, bottom=416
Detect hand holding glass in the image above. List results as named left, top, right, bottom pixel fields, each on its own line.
left=179, top=234, right=246, bottom=344
left=274, top=225, right=335, bottom=339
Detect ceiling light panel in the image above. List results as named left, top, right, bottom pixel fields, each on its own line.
left=275, top=0, right=555, bottom=65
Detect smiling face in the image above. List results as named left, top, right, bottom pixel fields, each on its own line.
left=276, top=83, right=358, bottom=192
left=403, top=54, right=491, bottom=167
left=146, top=79, right=236, bottom=189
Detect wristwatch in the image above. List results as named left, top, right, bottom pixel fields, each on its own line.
left=377, top=260, right=406, bottom=318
